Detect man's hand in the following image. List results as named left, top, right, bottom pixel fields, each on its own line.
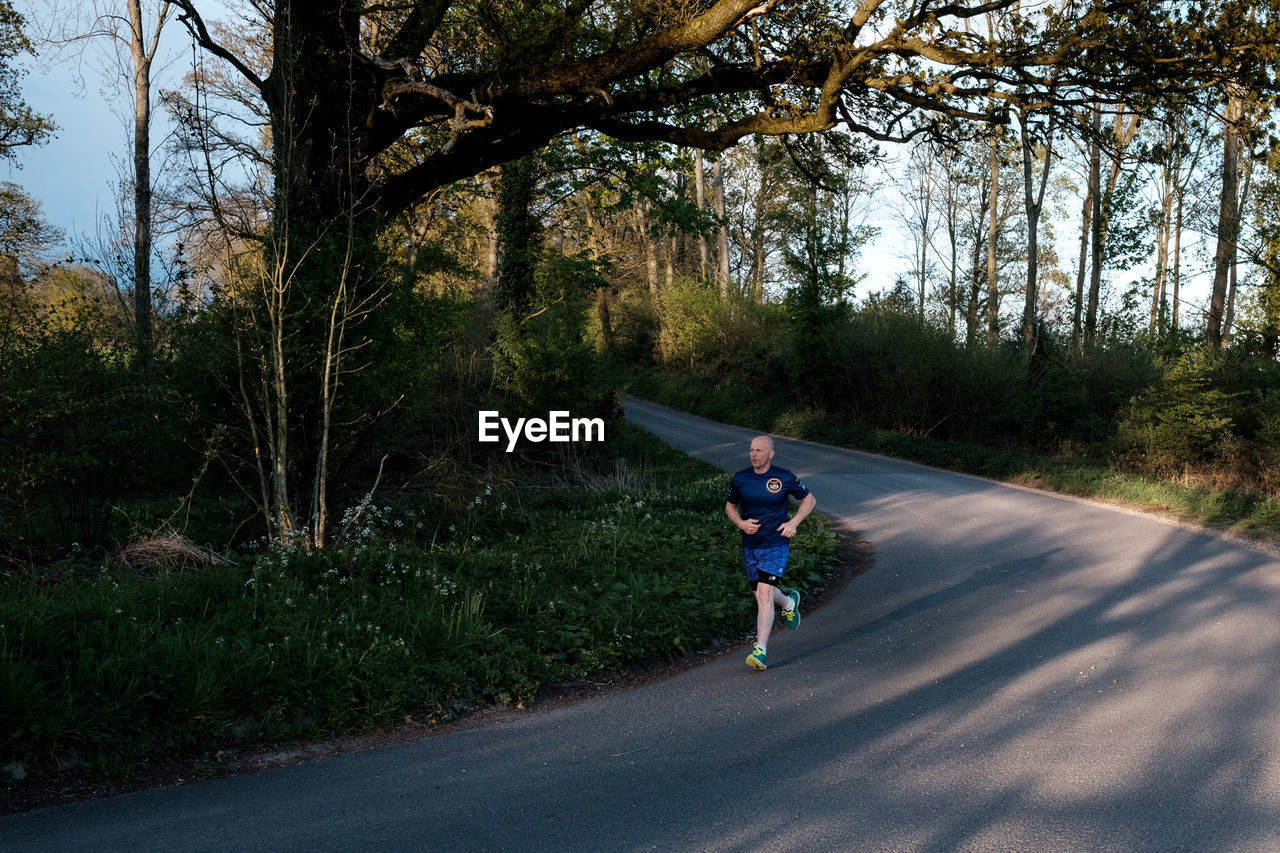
left=739, top=517, right=761, bottom=535
left=778, top=519, right=799, bottom=538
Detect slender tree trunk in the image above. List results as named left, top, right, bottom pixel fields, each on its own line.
left=1150, top=150, right=1175, bottom=338
left=1084, top=106, right=1104, bottom=345
left=967, top=203, right=985, bottom=346
left=694, top=149, right=710, bottom=282
left=1073, top=125, right=1096, bottom=346
left=1208, top=87, right=1243, bottom=350
left=1223, top=143, right=1254, bottom=347
left=583, top=195, right=614, bottom=355
left=750, top=169, right=767, bottom=302
left=948, top=230, right=958, bottom=338
left=941, top=152, right=959, bottom=338
left=1020, top=108, right=1054, bottom=356
left=669, top=172, right=685, bottom=289
left=916, top=161, right=932, bottom=322
left=986, top=126, right=1001, bottom=349
left=1150, top=195, right=1170, bottom=338
left=1172, top=182, right=1184, bottom=332
left=712, top=156, right=731, bottom=296
left=311, top=221, right=355, bottom=546
left=637, top=198, right=660, bottom=300
left=666, top=235, right=676, bottom=289
left=482, top=192, right=499, bottom=287
left=128, top=0, right=170, bottom=371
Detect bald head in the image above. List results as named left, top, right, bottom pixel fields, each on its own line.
left=748, top=435, right=775, bottom=472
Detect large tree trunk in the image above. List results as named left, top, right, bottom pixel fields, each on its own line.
left=241, top=1, right=404, bottom=544
left=496, top=155, right=539, bottom=318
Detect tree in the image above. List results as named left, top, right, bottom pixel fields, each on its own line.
left=1018, top=104, right=1057, bottom=356
left=165, top=0, right=1276, bottom=245
left=1235, top=137, right=1280, bottom=355
left=164, top=0, right=1278, bottom=541
left=0, top=181, right=61, bottom=350
left=931, top=141, right=968, bottom=338
left=1087, top=104, right=1142, bottom=345
left=899, top=141, right=936, bottom=322
left=1207, top=81, right=1257, bottom=350
left=1143, top=100, right=1208, bottom=340
left=0, top=0, right=53, bottom=159
left=33, top=0, right=176, bottom=370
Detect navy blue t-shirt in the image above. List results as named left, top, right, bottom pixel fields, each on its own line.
left=727, top=465, right=810, bottom=548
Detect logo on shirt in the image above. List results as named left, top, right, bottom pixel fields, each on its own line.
left=766, top=477, right=783, bottom=493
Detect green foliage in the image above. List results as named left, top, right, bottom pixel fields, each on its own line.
left=0, top=2, right=53, bottom=161
left=0, top=424, right=841, bottom=778
left=0, top=327, right=202, bottom=563
left=1116, top=350, right=1237, bottom=475
left=656, top=278, right=774, bottom=368
left=633, top=293, right=1280, bottom=522
left=825, top=301, right=1018, bottom=440
left=1017, top=334, right=1162, bottom=450
left=495, top=252, right=615, bottom=419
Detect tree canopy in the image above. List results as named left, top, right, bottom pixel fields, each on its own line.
left=170, top=0, right=1280, bottom=221
left=0, top=0, right=53, bottom=160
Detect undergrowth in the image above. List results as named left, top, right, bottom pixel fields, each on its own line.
left=0, top=424, right=839, bottom=780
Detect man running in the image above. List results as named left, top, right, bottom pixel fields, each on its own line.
left=724, top=435, right=817, bottom=671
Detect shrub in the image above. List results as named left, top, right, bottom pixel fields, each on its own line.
left=1116, top=350, right=1236, bottom=476
left=0, top=329, right=201, bottom=563
left=657, top=278, right=763, bottom=368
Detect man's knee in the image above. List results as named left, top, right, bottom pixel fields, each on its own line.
left=754, top=576, right=779, bottom=604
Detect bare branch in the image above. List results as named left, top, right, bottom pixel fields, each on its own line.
left=169, top=0, right=265, bottom=94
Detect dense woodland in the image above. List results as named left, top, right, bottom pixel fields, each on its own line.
left=3, top=0, right=1280, bottom=566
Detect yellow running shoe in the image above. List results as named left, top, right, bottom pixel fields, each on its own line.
left=746, top=643, right=767, bottom=671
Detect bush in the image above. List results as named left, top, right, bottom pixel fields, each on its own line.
left=0, top=330, right=202, bottom=563
left=1115, top=350, right=1236, bottom=475
left=657, top=278, right=764, bottom=367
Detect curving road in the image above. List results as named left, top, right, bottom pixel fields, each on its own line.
left=6, top=398, right=1280, bottom=852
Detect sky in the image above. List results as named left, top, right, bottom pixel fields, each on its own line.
left=5, top=0, right=197, bottom=251
left=9, top=57, right=128, bottom=244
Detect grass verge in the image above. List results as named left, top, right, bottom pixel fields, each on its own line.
left=0, top=422, right=840, bottom=793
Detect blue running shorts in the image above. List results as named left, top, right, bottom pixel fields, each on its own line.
left=742, top=543, right=789, bottom=586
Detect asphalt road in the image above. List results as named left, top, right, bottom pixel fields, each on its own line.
left=6, top=398, right=1280, bottom=852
